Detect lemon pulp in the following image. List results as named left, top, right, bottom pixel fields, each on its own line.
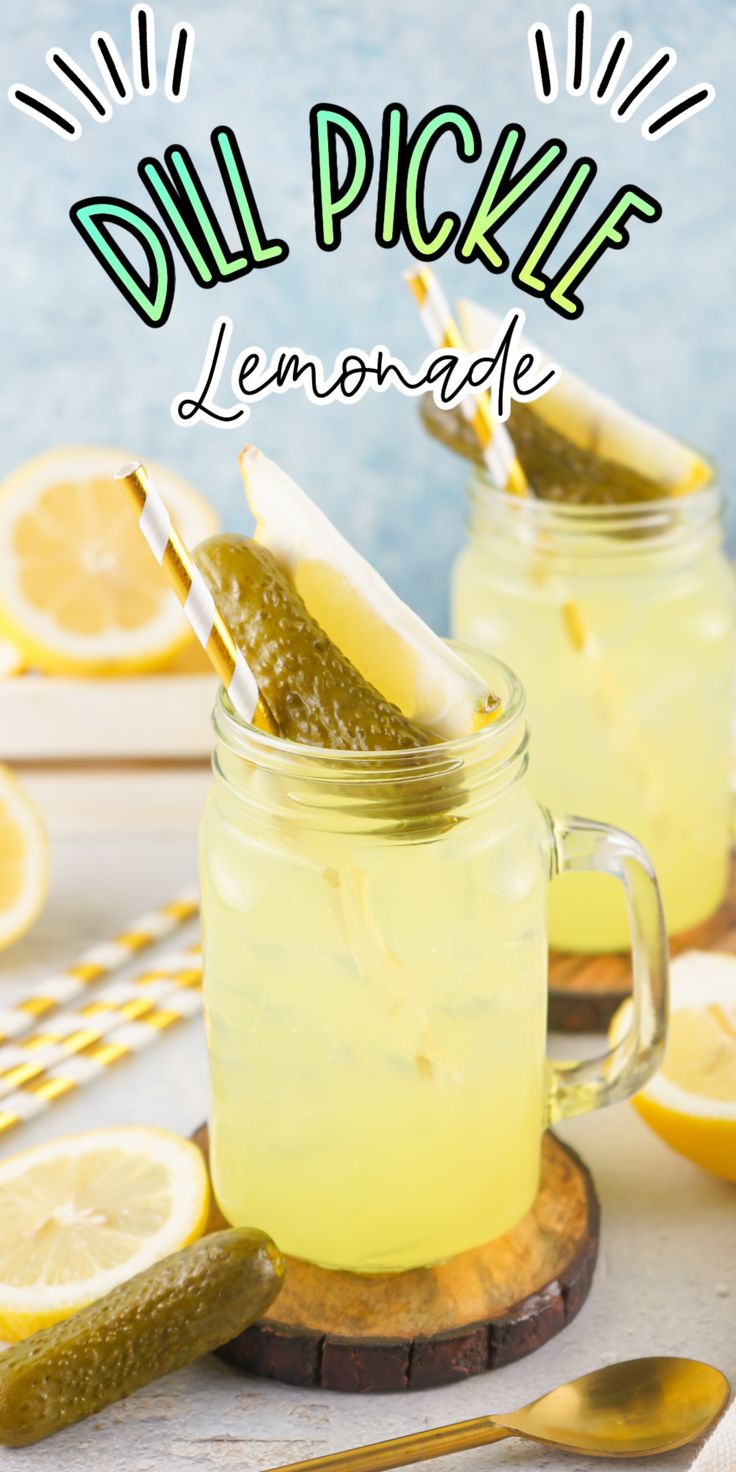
left=0, top=447, right=218, bottom=673
left=610, top=953, right=736, bottom=1183
left=661, top=1005, right=736, bottom=1103
left=0, top=1127, right=210, bottom=1340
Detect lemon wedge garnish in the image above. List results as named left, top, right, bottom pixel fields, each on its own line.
left=611, top=951, right=736, bottom=1182
left=0, top=1127, right=211, bottom=1341
left=240, top=446, right=500, bottom=737
left=0, top=448, right=219, bottom=675
left=0, top=765, right=47, bottom=952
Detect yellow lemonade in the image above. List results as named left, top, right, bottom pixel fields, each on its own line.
left=201, top=660, right=552, bottom=1272
left=452, top=483, right=735, bottom=952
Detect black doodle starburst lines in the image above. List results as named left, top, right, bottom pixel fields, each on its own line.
left=528, top=6, right=714, bottom=141
left=9, top=6, right=195, bottom=141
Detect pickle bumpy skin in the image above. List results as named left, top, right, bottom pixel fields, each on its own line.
left=0, top=1228, right=284, bottom=1447
left=509, top=402, right=665, bottom=505
left=194, top=535, right=434, bottom=750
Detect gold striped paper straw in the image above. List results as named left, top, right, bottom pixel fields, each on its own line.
left=406, top=268, right=594, bottom=656
left=0, top=888, right=198, bottom=1046
left=0, top=949, right=201, bottom=1100
left=116, top=461, right=278, bottom=734
left=406, top=267, right=528, bottom=497
left=0, top=960, right=203, bottom=1137
left=406, top=273, right=665, bottom=795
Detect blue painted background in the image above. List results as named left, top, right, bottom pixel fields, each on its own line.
left=2, top=0, right=733, bottom=630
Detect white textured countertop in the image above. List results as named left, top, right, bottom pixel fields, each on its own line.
left=0, top=823, right=733, bottom=1472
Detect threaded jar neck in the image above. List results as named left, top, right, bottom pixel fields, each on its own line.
left=211, top=647, right=529, bottom=835
left=466, top=472, right=723, bottom=572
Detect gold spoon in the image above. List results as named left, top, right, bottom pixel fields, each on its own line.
left=267, top=1358, right=730, bottom=1470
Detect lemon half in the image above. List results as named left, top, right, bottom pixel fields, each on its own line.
left=611, top=951, right=736, bottom=1182
left=0, top=1126, right=211, bottom=1341
left=0, top=448, right=219, bottom=675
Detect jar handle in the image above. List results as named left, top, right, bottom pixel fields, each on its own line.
left=544, top=812, right=668, bottom=1125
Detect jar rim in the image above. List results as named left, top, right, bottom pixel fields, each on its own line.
left=468, top=469, right=721, bottom=527
left=466, top=471, right=723, bottom=552
left=213, top=643, right=527, bottom=778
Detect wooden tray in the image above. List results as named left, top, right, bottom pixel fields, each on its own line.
left=549, top=856, right=736, bottom=1033
left=194, top=1126, right=599, bottom=1393
left=0, top=671, right=217, bottom=761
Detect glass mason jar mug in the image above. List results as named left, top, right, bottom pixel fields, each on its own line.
left=453, top=480, right=736, bottom=953
left=200, top=649, right=667, bottom=1274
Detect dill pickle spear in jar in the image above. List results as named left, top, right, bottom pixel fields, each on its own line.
left=420, top=397, right=665, bottom=505
left=0, top=1228, right=284, bottom=1448
left=194, top=535, right=434, bottom=750
left=508, top=402, right=666, bottom=505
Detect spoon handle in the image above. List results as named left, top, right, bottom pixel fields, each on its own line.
left=267, top=1417, right=511, bottom=1472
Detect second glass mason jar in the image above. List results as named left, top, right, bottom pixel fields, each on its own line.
left=452, top=478, right=736, bottom=953
left=201, top=649, right=667, bottom=1274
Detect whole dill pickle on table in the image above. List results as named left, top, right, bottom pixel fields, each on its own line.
left=0, top=1228, right=284, bottom=1448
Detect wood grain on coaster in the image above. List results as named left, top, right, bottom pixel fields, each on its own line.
left=193, top=1126, right=599, bottom=1393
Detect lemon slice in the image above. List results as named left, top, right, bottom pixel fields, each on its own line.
left=240, top=447, right=500, bottom=737
left=0, top=765, right=48, bottom=952
left=458, top=298, right=712, bottom=496
left=611, top=951, right=736, bottom=1181
left=0, top=1126, right=210, bottom=1341
left=0, top=448, right=219, bottom=675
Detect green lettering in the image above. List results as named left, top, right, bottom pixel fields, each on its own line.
left=310, top=105, right=373, bottom=251
left=549, top=185, right=662, bottom=317
left=69, top=198, right=174, bottom=327
left=456, top=124, right=565, bottom=272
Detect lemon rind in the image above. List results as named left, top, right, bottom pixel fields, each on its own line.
left=0, top=448, right=219, bottom=671
left=0, top=1127, right=210, bottom=1313
left=613, top=950, right=736, bottom=1122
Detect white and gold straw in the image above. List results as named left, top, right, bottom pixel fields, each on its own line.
left=406, top=267, right=528, bottom=497
left=115, top=460, right=278, bottom=733
left=0, top=888, right=198, bottom=1046
left=0, top=949, right=202, bottom=1101
left=405, top=268, right=596, bottom=656
left=0, top=953, right=203, bottom=1137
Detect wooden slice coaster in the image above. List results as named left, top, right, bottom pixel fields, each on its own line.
left=193, top=1126, right=599, bottom=1393
left=549, top=854, right=736, bottom=1034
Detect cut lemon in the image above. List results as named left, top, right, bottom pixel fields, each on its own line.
left=0, top=1126, right=210, bottom=1341
left=0, top=765, right=47, bottom=952
left=610, top=951, right=736, bottom=1182
left=240, top=446, right=500, bottom=737
left=0, top=448, right=219, bottom=675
